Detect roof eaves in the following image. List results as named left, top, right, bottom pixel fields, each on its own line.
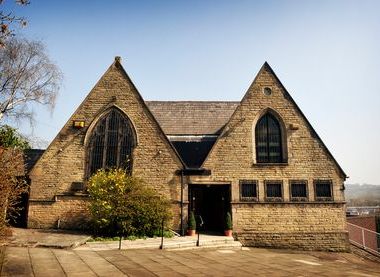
left=263, top=62, right=347, bottom=179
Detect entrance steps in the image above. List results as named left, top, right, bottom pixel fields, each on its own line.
left=79, top=234, right=242, bottom=251
left=163, top=235, right=242, bottom=251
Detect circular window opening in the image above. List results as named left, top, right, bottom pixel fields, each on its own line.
left=263, top=87, right=272, bottom=96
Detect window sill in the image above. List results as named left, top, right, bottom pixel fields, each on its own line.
left=55, top=193, right=89, bottom=199
left=315, top=197, right=334, bottom=202
left=265, top=197, right=283, bottom=202
left=253, top=162, right=288, bottom=166
left=290, top=197, right=308, bottom=202
left=240, top=198, right=258, bottom=202
left=231, top=201, right=346, bottom=204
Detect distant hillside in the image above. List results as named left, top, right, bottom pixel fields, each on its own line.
left=345, top=184, right=380, bottom=206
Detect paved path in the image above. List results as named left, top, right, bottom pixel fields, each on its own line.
left=3, top=228, right=90, bottom=249
left=1, top=246, right=380, bottom=276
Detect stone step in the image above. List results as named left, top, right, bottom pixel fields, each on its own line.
left=123, top=237, right=241, bottom=250
left=82, top=235, right=242, bottom=251
left=165, top=240, right=242, bottom=251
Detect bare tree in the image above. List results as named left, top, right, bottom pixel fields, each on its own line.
left=1, top=0, right=30, bottom=47
left=0, top=38, right=63, bottom=124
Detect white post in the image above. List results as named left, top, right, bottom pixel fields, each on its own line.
left=362, top=228, right=366, bottom=249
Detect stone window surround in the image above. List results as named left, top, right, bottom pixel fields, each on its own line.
left=314, top=179, right=334, bottom=202
left=239, top=180, right=258, bottom=202
left=289, top=180, right=309, bottom=202
left=83, top=105, right=138, bottom=179
left=251, top=108, right=289, bottom=165
left=264, top=180, right=284, bottom=202
left=232, top=179, right=339, bottom=204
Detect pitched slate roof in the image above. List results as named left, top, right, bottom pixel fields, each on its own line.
left=24, top=149, right=45, bottom=173
left=145, top=101, right=239, bottom=135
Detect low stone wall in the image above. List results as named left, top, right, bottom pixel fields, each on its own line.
left=28, top=196, right=90, bottom=230
left=28, top=197, right=183, bottom=231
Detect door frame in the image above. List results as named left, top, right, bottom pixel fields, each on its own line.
left=188, top=183, right=232, bottom=233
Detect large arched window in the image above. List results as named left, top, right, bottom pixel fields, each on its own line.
left=87, top=108, right=136, bottom=176
left=255, top=113, right=283, bottom=163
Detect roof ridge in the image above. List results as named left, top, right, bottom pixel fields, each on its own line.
left=145, top=100, right=240, bottom=103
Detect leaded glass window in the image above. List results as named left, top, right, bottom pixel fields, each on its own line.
left=255, top=113, right=283, bottom=163
left=265, top=181, right=283, bottom=202
left=290, top=181, right=308, bottom=201
left=87, top=109, right=136, bottom=176
left=266, top=182, right=282, bottom=198
left=315, top=180, right=333, bottom=200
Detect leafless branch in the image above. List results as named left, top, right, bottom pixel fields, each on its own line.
left=0, top=1, right=30, bottom=47
left=0, top=38, right=63, bottom=124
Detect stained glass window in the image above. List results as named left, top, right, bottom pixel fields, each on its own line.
left=87, top=109, right=136, bottom=176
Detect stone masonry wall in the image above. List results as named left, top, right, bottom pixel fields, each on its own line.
left=28, top=60, right=183, bottom=230
left=28, top=197, right=90, bottom=229
left=27, top=61, right=348, bottom=251
left=193, top=63, right=349, bottom=251
left=233, top=203, right=349, bottom=251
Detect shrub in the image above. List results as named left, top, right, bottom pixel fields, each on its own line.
left=0, top=125, right=30, bottom=149
left=87, top=168, right=172, bottom=237
left=188, top=211, right=196, bottom=230
left=225, top=212, right=233, bottom=230
left=0, top=147, right=27, bottom=237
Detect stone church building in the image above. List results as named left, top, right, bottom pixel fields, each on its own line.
left=27, top=57, right=349, bottom=251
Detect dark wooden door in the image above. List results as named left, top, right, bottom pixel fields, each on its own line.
left=189, top=185, right=230, bottom=233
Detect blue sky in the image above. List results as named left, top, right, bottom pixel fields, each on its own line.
left=3, top=0, right=380, bottom=185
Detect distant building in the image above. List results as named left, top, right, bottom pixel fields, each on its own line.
left=347, top=206, right=380, bottom=216
left=26, top=57, right=350, bottom=251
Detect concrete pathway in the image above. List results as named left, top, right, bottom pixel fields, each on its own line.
left=1, top=246, right=380, bottom=276
left=5, top=228, right=242, bottom=251
left=4, top=228, right=90, bottom=249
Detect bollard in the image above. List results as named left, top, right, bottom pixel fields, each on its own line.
left=160, top=218, right=164, bottom=249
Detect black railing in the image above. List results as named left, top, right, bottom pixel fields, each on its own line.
left=160, top=218, right=165, bottom=249
left=196, top=215, right=204, bottom=247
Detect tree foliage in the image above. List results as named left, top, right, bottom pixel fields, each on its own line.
left=0, top=124, right=30, bottom=148
left=0, top=147, right=27, bottom=236
left=0, top=0, right=30, bottom=47
left=87, top=168, right=172, bottom=237
left=0, top=37, right=63, bottom=124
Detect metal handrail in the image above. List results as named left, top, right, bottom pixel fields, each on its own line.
left=159, top=218, right=165, bottom=249
left=346, top=222, right=380, bottom=255
left=196, top=215, right=204, bottom=247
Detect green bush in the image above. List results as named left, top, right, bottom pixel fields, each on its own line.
left=87, top=168, right=172, bottom=237
left=225, top=212, right=233, bottom=230
left=188, top=211, right=196, bottom=230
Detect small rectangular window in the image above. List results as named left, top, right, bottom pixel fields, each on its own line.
left=265, top=181, right=283, bottom=201
left=240, top=180, right=258, bottom=201
left=290, top=181, right=308, bottom=201
left=314, top=180, right=333, bottom=201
